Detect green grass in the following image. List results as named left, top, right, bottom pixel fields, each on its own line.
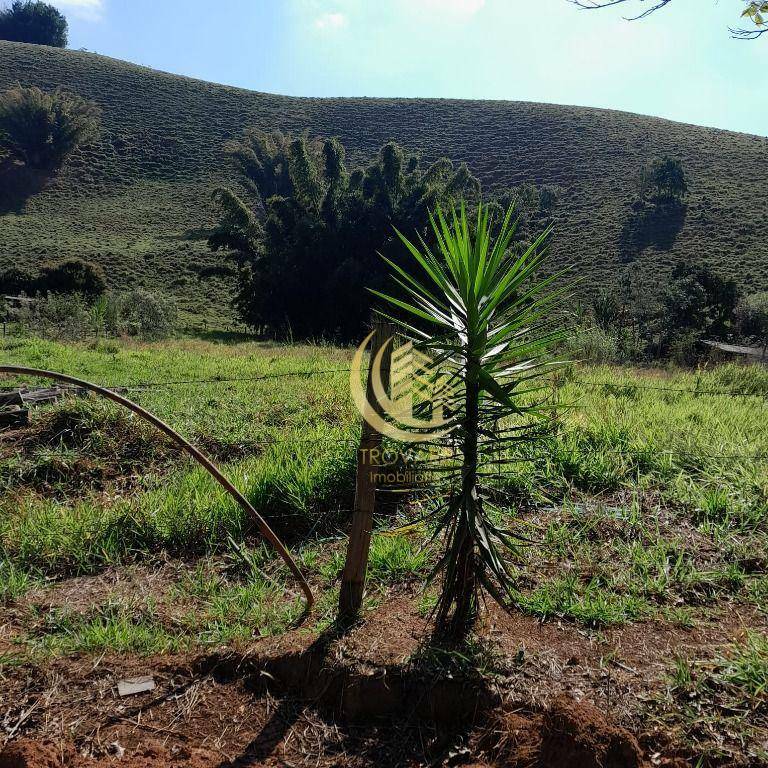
left=1, top=41, right=767, bottom=328
left=2, top=337, right=768, bottom=649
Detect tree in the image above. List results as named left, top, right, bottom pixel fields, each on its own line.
left=0, top=1, right=68, bottom=47
left=570, top=1, right=768, bottom=39
left=374, top=204, right=567, bottom=640
left=209, top=130, right=481, bottom=339
left=0, top=85, right=100, bottom=172
left=737, top=292, right=768, bottom=354
left=638, top=156, right=688, bottom=204
left=38, top=258, right=106, bottom=299
left=659, top=263, right=739, bottom=358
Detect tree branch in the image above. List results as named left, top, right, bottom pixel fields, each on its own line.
left=571, top=0, right=766, bottom=39
left=570, top=0, right=674, bottom=21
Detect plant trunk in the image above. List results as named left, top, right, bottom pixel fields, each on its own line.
left=436, top=354, right=480, bottom=641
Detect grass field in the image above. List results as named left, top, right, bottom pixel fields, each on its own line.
left=1, top=336, right=768, bottom=764
left=2, top=40, right=767, bottom=328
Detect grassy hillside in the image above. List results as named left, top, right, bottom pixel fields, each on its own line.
left=1, top=41, right=767, bottom=328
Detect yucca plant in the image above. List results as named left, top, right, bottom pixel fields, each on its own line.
left=373, top=202, right=569, bottom=639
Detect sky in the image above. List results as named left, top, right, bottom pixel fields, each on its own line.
left=49, top=0, right=766, bottom=137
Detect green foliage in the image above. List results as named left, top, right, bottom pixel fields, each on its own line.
left=115, top=289, right=177, bottom=340
left=375, top=203, right=567, bottom=638
left=0, top=264, right=36, bottom=294
left=1, top=258, right=105, bottom=299
left=590, top=264, right=741, bottom=363
left=0, top=1, right=67, bottom=47
left=0, top=84, right=99, bottom=171
left=0, top=44, right=766, bottom=330
left=660, top=263, right=739, bottom=358
left=11, top=288, right=177, bottom=341
left=210, top=130, right=481, bottom=339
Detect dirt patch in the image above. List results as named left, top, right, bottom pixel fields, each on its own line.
left=0, top=739, right=218, bottom=768
left=540, top=695, right=645, bottom=768
left=2, top=586, right=764, bottom=766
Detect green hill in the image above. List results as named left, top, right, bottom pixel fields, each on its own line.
left=1, top=40, right=766, bottom=328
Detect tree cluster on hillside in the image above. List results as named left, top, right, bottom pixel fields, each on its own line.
left=209, top=130, right=557, bottom=339
left=0, top=1, right=67, bottom=47
left=620, top=156, right=688, bottom=259
left=571, top=0, right=767, bottom=40
left=0, top=85, right=100, bottom=172
left=209, top=131, right=483, bottom=339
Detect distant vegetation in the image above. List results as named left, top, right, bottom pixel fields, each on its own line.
left=0, top=258, right=177, bottom=340
left=571, top=262, right=767, bottom=365
left=737, top=291, right=768, bottom=352
left=0, top=42, right=766, bottom=328
left=0, top=0, right=67, bottom=47
left=638, top=156, right=688, bottom=204
left=0, top=84, right=100, bottom=171
left=1, top=257, right=105, bottom=298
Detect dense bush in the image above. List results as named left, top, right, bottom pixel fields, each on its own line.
left=0, top=85, right=100, bottom=171
left=209, top=131, right=484, bottom=339
left=587, top=263, right=740, bottom=364
left=115, top=289, right=177, bottom=340
left=0, top=1, right=67, bottom=47
left=7, top=289, right=177, bottom=341
left=38, top=257, right=106, bottom=298
left=0, top=264, right=35, bottom=294
left=659, top=263, right=738, bottom=350
left=14, top=291, right=91, bottom=340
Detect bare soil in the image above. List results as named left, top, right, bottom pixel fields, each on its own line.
left=2, top=589, right=763, bottom=767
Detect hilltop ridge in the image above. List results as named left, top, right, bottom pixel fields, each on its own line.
left=1, top=41, right=766, bottom=325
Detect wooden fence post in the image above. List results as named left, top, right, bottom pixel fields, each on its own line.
left=339, top=317, right=394, bottom=618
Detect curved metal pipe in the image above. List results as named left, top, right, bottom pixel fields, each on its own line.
left=0, top=365, right=315, bottom=611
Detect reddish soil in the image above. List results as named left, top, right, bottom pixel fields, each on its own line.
left=4, top=589, right=756, bottom=767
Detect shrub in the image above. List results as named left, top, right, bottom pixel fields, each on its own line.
left=0, top=1, right=67, bottom=47
left=564, top=325, right=620, bottom=364
left=638, top=156, right=688, bottom=203
left=0, top=85, right=100, bottom=171
left=659, top=263, right=739, bottom=352
left=115, top=289, right=177, bottom=340
left=38, top=258, right=106, bottom=298
left=17, top=291, right=91, bottom=340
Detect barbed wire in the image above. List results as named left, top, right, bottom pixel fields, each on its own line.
left=3, top=366, right=767, bottom=399
left=570, top=379, right=768, bottom=399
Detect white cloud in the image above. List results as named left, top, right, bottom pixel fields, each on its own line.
left=409, top=0, right=485, bottom=19
left=314, top=12, right=348, bottom=30
left=49, top=0, right=104, bottom=22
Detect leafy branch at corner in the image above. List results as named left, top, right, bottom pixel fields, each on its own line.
left=570, top=0, right=768, bottom=39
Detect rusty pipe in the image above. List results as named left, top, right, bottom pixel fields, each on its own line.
left=0, top=365, right=315, bottom=610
